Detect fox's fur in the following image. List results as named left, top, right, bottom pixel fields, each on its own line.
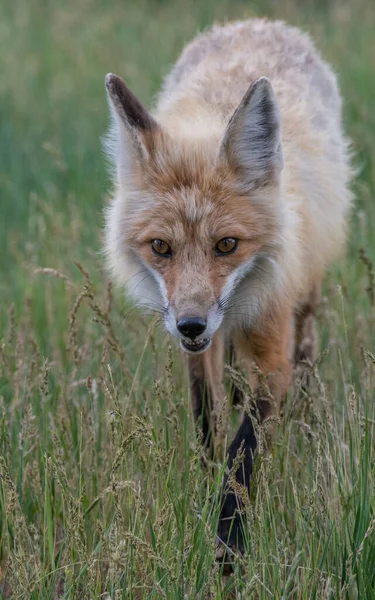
left=104, top=19, right=353, bottom=562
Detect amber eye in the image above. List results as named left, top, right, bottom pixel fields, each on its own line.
left=215, top=237, right=238, bottom=256
left=151, top=239, right=172, bottom=257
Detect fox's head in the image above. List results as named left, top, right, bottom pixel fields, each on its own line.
left=104, top=74, right=284, bottom=354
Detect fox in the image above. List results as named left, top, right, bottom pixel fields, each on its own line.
left=103, top=18, right=352, bottom=563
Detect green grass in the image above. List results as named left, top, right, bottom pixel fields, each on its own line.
left=1, top=0, right=375, bottom=597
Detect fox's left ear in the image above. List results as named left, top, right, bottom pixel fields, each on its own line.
left=105, top=73, right=158, bottom=178
left=220, top=77, right=283, bottom=187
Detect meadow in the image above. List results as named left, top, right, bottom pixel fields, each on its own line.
left=1, top=0, right=375, bottom=597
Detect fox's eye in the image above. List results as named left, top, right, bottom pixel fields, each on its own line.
left=215, top=237, right=238, bottom=256
left=151, top=239, right=172, bottom=257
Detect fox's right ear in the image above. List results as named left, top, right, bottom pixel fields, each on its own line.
left=220, top=77, right=283, bottom=189
left=105, top=73, right=158, bottom=177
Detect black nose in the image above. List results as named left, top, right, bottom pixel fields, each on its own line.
left=177, top=316, right=207, bottom=339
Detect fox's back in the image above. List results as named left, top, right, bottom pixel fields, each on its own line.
left=158, top=19, right=340, bottom=128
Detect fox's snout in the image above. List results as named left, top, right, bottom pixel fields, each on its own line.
left=176, top=316, right=207, bottom=339
left=164, top=296, right=222, bottom=354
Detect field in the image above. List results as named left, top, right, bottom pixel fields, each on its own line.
left=1, top=0, right=375, bottom=597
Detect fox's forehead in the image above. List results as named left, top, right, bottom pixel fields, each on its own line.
left=129, top=186, right=256, bottom=245
left=124, top=135, right=281, bottom=245
left=128, top=180, right=276, bottom=249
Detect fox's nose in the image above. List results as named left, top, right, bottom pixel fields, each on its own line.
left=177, top=316, right=207, bottom=339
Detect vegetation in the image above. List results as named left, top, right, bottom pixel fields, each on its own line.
left=0, top=0, right=375, bottom=597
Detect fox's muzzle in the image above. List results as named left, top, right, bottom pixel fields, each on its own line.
left=176, top=316, right=207, bottom=339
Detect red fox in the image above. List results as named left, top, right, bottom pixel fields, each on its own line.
left=103, top=19, right=352, bottom=563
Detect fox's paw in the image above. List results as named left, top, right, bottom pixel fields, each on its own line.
left=215, top=512, right=246, bottom=574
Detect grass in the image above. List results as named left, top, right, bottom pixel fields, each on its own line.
left=1, top=0, right=375, bottom=597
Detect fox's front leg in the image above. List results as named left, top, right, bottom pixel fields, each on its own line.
left=217, top=309, right=292, bottom=558
left=188, top=333, right=226, bottom=459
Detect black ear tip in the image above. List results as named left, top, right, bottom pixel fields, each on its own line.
left=105, top=73, right=125, bottom=94
left=253, top=76, right=273, bottom=93
left=105, top=73, right=115, bottom=88
left=256, top=76, right=271, bottom=84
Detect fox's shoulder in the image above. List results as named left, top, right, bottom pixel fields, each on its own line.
left=157, top=18, right=340, bottom=120
left=161, top=19, right=317, bottom=82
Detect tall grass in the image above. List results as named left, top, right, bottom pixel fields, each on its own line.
left=1, top=0, right=375, bottom=597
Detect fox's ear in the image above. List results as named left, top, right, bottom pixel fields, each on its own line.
left=105, top=73, right=158, bottom=177
left=220, top=77, right=283, bottom=187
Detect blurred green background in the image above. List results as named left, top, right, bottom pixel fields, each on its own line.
left=1, top=0, right=374, bottom=314
left=1, top=0, right=375, bottom=598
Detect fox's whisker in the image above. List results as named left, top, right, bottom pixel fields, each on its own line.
left=123, top=267, right=148, bottom=287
